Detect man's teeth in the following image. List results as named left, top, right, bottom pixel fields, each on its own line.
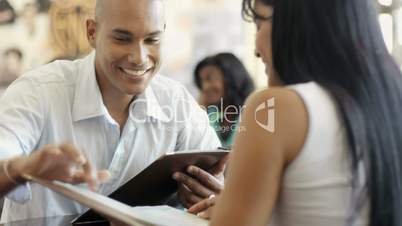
left=122, top=68, right=147, bottom=77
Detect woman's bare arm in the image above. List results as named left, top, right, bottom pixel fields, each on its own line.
left=210, top=88, right=308, bottom=226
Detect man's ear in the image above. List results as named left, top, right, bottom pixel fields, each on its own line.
left=86, top=19, right=97, bottom=48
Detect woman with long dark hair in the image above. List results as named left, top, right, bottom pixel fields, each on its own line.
left=189, top=0, right=402, bottom=226
left=194, top=53, right=255, bottom=148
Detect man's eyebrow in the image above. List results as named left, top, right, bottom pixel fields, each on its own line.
left=147, top=30, right=164, bottom=36
left=111, top=29, right=163, bottom=37
left=112, top=28, right=132, bottom=36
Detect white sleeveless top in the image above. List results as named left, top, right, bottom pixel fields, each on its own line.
left=270, top=82, right=368, bottom=226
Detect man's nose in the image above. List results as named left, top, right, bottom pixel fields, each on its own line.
left=128, top=44, right=147, bottom=66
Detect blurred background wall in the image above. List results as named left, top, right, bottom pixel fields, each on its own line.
left=0, top=0, right=401, bottom=95
left=0, top=0, right=402, bottom=96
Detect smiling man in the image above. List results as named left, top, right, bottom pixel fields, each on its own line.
left=0, top=0, right=224, bottom=222
left=91, top=0, right=164, bottom=124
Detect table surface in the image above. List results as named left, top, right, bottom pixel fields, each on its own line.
left=0, top=215, right=111, bottom=226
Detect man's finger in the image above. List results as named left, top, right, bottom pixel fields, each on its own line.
left=188, top=196, right=215, bottom=214
left=59, top=143, right=86, bottom=164
left=209, top=153, right=230, bottom=175
left=198, top=210, right=211, bottom=219
left=177, top=185, right=190, bottom=208
left=173, top=172, right=213, bottom=198
left=186, top=193, right=203, bottom=206
left=97, top=170, right=111, bottom=183
left=82, top=157, right=97, bottom=191
left=187, top=166, right=223, bottom=192
left=70, top=171, right=87, bottom=184
left=177, top=184, right=203, bottom=208
left=70, top=170, right=110, bottom=185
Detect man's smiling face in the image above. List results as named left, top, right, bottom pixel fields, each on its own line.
left=87, top=0, right=165, bottom=96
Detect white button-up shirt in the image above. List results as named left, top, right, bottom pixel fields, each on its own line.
left=0, top=52, right=221, bottom=223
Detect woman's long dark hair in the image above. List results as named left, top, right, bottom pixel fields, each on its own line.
left=194, top=52, right=255, bottom=109
left=243, top=0, right=402, bottom=226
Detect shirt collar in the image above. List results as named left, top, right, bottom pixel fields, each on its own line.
left=132, top=85, right=170, bottom=123
left=73, top=51, right=169, bottom=123
left=73, top=51, right=105, bottom=122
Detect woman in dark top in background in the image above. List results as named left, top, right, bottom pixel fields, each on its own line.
left=194, top=53, right=255, bottom=148
left=0, top=0, right=16, bottom=24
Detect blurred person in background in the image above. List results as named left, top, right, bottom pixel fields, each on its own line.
left=36, top=0, right=51, bottom=12
left=47, top=0, right=95, bottom=61
left=10, top=1, right=49, bottom=70
left=20, top=2, right=39, bottom=37
left=0, top=0, right=16, bottom=24
left=194, top=53, right=255, bottom=148
left=0, top=48, right=23, bottom=95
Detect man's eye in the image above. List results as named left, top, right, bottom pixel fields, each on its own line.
left=114, top=37, right=130, bottom=42
left=145, top=38, right=160, bottom=44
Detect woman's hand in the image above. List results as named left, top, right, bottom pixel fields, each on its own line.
left=9, top=143, right=110, bottom=191
left=188, top=194, right=217, bottom=219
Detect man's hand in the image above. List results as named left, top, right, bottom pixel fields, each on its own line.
left=172, top=154, right=229, bottom=208
left=188, top=195, right=217, bottom=219
left=10, top=143, right=110, bottom=191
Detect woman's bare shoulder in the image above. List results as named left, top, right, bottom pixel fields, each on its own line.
left=240, top=87, right=309, bottom=164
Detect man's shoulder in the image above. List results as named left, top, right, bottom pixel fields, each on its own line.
left=20, top=58, right=83, bottom=86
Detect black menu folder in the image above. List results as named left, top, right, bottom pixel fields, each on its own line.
left=72, top=149, right=230, bottom=225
